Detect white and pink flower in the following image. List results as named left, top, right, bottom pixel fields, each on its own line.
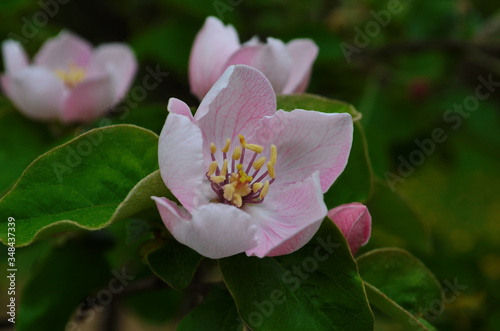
left=328, top=202, right=372, bottom=255
left=189, top=16, right=318, bottom=101
left=152, top=65, right=353, bottom=259
left=1, top=31, right=137, bottom=123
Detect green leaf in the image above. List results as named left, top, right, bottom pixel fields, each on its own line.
left=219, top=220, right=374, bottom=331
left=17, top=239, right=110, bottom=331
left=277, top=94, right=373, bottom=207
left=364, top=283, right=437, bottom=331
left=0, top=125, right=170, bottom=246
left=365, top=179, right=432, bottom=253
left=277, top=93, right=359, bottom=117
left=327, top=121, right=372, bottom=206
left=357, top=248, right=442, bottom=330
left=0, top=102, right=54, bottom=195
left=145, top=238, right=203, bottom=290
left=178, top=284, right=242, bottom=331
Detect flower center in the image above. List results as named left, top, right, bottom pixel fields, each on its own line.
left=206, top=134, right=277, bottom=208
left=54, top=64, right=87, bottom=88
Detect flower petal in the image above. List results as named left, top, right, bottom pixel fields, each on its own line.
left=167, top=97, right=193, bottom=121
left=245, top=172, right=327, bottom=257
left=7, top=67, right=65, bottom=120
left=196, top=65, right=276, bottom=163
left=86, top=43, right=137, bottom=101
left=225, top=37, right=292, bottom=93
left=62, top=74, right=116, bottom=123
left=34, top=31, right=92, bottom=69
left=2, top=40, right=29, bottom=75
left=152, top=197, right=258, bottom=259
left=328, top=202, right=372, bottom=255
left=255, top=109, right=353, bottom=192
left=158, top=112, right=215, bottom=212
left=189, top=16, right=240, bottom=100
left=282, top=39, right=318, bottom=94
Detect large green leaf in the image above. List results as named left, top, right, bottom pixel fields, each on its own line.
left=0, top=125, right=170, bottom=246
left=219, top=220, right=374, bottom=331
left=17, top=238, right=111, bottom=331
left=178, top=284, right=242, bottom=331
left=0, top=101, right=54, bottom=195
left=365, top=179, right=432, bottom=254
left=277, top=94, right=373, bottom=207
left=357, top=248, right=442, bottom=330
left=145, top=238, right=203, bottom=290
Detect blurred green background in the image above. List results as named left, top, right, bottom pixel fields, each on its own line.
left=1, top=0, right=499, bottom=330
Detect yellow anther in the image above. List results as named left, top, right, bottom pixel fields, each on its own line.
left=230, top=173, right=238, bottom=182
left=267, top=161, right=276, bottom=179
left=54, top=65, right=86, bottom=87
left=247, top=176, right=253, bottom=181
left=207, top=161, right=218, bottom=176
left=210, top=143, right=217, bottom=154
left=223, top=184, right=235, bottom=200
left=237, top=164, right=243, bottom=170
left=238, top=134, right=247, bottom=148
left=237, top=184, right=252, bottom=197
left=210, top=175, right=226, bottom=184
left=221, top=138, right=231, bottom=153
left=259, top=181, right=270, bottom=199
left=245, top=144, right=264, bottom=153
left=232, top=146, right=242, bottom=160
left=253, top=157, right=266, bottom=170
left=233, top=193, right=243, bottom=207
left=270, top=145, right=277, bottom=165
left=252, top=182, right=263, bottom=193
left=220, top=160, right=228, bottom=176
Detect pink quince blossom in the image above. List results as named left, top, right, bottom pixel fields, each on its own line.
left=328, top=203, right=372, bottom=255
left=1, top=31, right=137, bottom=123
left=189, top=16, right=318, bottom=101
left=152, top=65, right=353, bottom=259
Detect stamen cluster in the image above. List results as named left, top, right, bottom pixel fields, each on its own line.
left=54, top=64, right=87, bottom=88
left=206, top=134, right=277, bottom=207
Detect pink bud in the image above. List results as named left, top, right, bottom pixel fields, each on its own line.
left=328, top=202, right=372, bottom=255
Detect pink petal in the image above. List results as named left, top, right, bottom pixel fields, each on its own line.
left=152, top=197, right=258, bottom=259
left=245, top=172, right=327, bottom=257
left=189, top=16, right=240, bottom=100
left=195, top=65, right=276, bottom=163
left=7, top=67, right=65, bottom=120
left=242, top=36, right=260, bottom=46
left=167, top=97, right=193, bottom=121
left=86, top=43, right=137, bottom=101
left=254, top=109, right=353, bottom=193
left=34, top=31, right=92, bottom=69
left=61, top=74, right=116, bottom=123
left=158, top=113, right=216, bottom=212
left=265, top=220, right=322, bottom=258
left=225, top=37, right=292, bottom=93
left=282, top=39, right=318, bottom=94
left=328, top=203, right=372, bottom=255
left=2, top=40, right=29, bottom=75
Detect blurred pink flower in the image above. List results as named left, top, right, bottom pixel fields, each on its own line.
left=152, top=65, right=352, bottom=259
left=328, top=203, right=372, bottom=255
left=1, top=31, right=137, bottom=123
left=189, top=16, right=318, bottom=101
